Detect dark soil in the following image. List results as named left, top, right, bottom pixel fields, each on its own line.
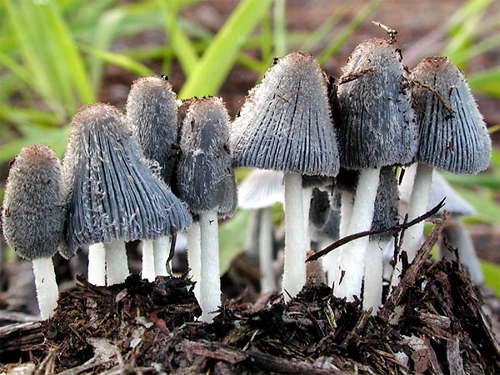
left=1, top=215, right=499, bottom=374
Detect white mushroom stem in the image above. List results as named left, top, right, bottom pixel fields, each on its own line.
left=199, top=210, right=221, bottom=322
left=303, top=186, right=313, bottom=251
left=105, top=240, right=129, bottom=285
left=187, top=221, right=201, bottom=302
left=32, top=257, right=59, bottom=320
left=154, top=236, right=172, bottom=276
left=391, top=163, right=433, bottom=290
left=363, top=239, right=390, bottom=314
left=142, top=240, right=156, bottom=282
left=439, top=219, right=484, bottom=284
left=325, top=191, right=354, bottom=286
left=88, top=243, right=106, bottom=286
left=335, top=167, right=380, bottom=301
left=282, top=172, right=307, bottom=300
left=259, top=206, right=276, bottom=293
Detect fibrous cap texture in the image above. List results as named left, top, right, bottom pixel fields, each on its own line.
left=178, top=97, right=237, bottom=218
left=2, top=144, right=64, bottom=260
left=63, top=103, right=192, bottom=250
left=411, top=56, right=491, bottom=174
left=337, top=38, right=418, bottom=169
left=126, top=76, right=179, bottom=184
left=230, top=51, right=339, bottom=176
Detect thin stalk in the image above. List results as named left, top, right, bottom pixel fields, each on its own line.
left=154, top=236, right=172, bottom=276
left=88, top=243, right=106, bottom=286
left=259, top=206, right=276, bottom=293
left=142, top=240, right=155, bottom=282
left=199, top=210, right=221, bottom=322
left=363, top=239, right=389, bottom=314
left=105, top=240, right=129, bottom=285
left=282, top=172, right=306, bottom=299
left=32, top=257, right=59, bottom=320
left=187, top=221, right=202, bottom=302
left=334, top=168, right=380, bottom=301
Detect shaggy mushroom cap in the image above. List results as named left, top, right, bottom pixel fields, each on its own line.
left=230, top=51, right=339, bottom=177
left=309, top=188, right=340, bottom=241
left=2, top=144, right=64, bottom=260
left=63, top=103, right=192, bottom=250
left=410, top=56, right=491, bottom=174
left=126, top=75, right=179, bottom=185
left=337, top=38, right=418, bottom=169
left=178, top=97, right=237, bottom=218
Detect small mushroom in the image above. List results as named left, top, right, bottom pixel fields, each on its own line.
left=393, top=56, right=491, bottom=288
left=230, top=51, right=339, bottom=299
left=177, top=97, right=237, bottom=322
left=63, top=103, right=191, bottom=286
left=2, top=144, right=64, bottom=319
left=334, top=38, right=418, bottom=301
left=125, top=75, right=182, bottom=280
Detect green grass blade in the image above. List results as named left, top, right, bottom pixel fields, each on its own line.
left=481, top=260, right=500, bottom=297
left=273, top=0, right=287, bottom=57
left=317, top=0, right=383, bottom=65
left=219, top=209, right=251, bottom=275
left=155, top=0, right=199, bottom=77
left=80, top=44, right=156, bottom=77
left=180, top=0, right=273, bottom=98
left=467, top=67, right=500, bottom=97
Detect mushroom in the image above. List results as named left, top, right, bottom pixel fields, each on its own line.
left=238, top=169, right=284, bottom=293
left=334, top=38, right=418, bottom=301
left=62, top=103, right=192, bottom=286
left=392, top=56, right=491, bottom=288
left=363, top=166, right=399, bottom=313
left=125, top=75, right=181, bottom=280
left=177, top=97, right=237, bottom=322
left=2, top=144, right=64, bottom=319
left=230, top=52, right=339, bottom=299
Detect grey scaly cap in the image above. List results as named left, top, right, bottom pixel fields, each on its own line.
left=177, top=97, right=237, bottom=219
left=410, top=56, right=491, bottom=174
left=2, top=144, right=64, bottom=260
left=230, top=51, right=339, bottom=177
left=126, top=75, right=179, bottom=185
left=337, top=38, right=418, bottom=169
left=62, top=103, right=192, bottom=250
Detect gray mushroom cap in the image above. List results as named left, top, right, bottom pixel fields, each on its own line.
left=309, top=188, right=340, bottom=241
left=230, top=51, right=339, bottom=176
left=126, top=76, right=179, bottom=185
left=62, top=103, right=192, bottom=250
left=429, top=172, right=476, bottom=216
left=177, top=97, right=237, bottom=218
left=2, top=144, right=64, bottom=260
left=410, top=56, right=491, bottom=174
left=370, top=166, right=399, bottom=241
left=337, top=38, right=418, bottom=169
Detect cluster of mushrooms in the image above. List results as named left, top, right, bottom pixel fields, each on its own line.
left=1, top=36, right=492, bottom=323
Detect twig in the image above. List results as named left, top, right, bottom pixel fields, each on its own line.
left=307, top=199, right=445, bottom=262
left=372, top=21, right=397, bottom=42
left=412, top=80, right=456, bottom=115
left=378, top=211, right=450, bottom=322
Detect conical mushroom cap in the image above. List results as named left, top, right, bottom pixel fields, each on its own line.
left=126, top=76, right=179, bottom=185
left=230, top=51, right=339, bottom=176
left=411, top=56, right=491, bottom=174
left=63, top=103, right=192, bottom=250
left=337, top=38, right=418, bottom=169
left=2, top=144, right=64, bottom=260
left=178, top=97, right=237, bottom=218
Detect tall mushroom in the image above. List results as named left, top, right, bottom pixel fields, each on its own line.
left=392, top=56, right=491, bottom=288
left=125, top=75, right=181, bottom=280
left=334, top=38, right=418, bottom=301
left=2, top=144, right=64, bottom=319
left=230, top=52, right=339, bottom=299
left=177, top=97, right=237, bottom=322
left=63, top=103, right=192, bottom=286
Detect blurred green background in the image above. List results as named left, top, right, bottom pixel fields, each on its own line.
left=0, top=0, right=498, bottom=293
